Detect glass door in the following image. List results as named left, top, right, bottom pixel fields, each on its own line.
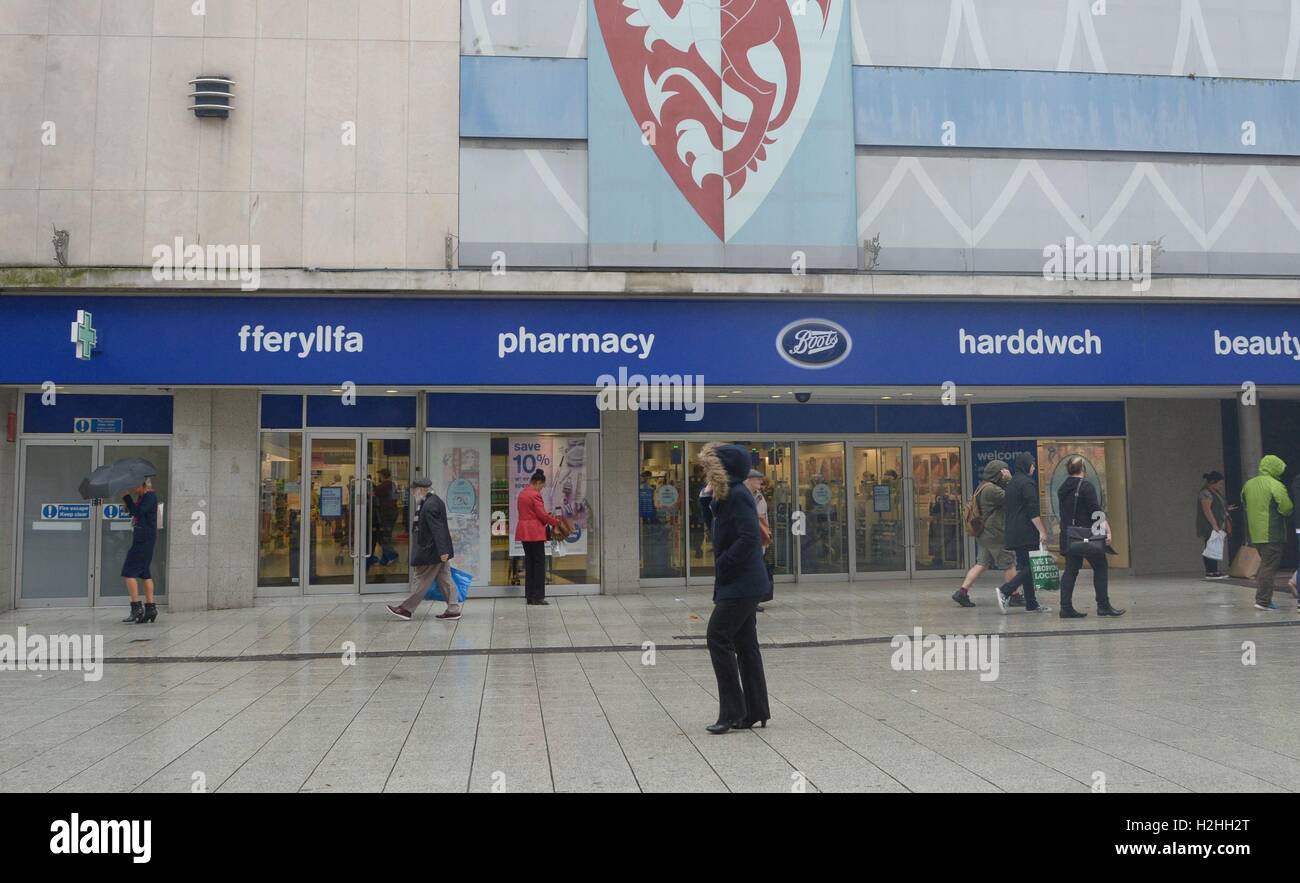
left=909, top=443, right=967, bottom=575
left=361, top=435, right=412, bottom=593
left=304, top=434, right=362, bottom=593
left=795, top=442, right=849, bottom=578
left=850, top=445, right=907, bottom=576
left=95, top=441, right=169, bottom=604
left=17, top=439, right=96, bottom=606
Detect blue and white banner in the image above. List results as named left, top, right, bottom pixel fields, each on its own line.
left=3, top=295, right=1300, bottom=387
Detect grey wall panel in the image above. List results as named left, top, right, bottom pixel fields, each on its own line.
left=1127, top=399, right=1225, bottom=576
left=852, top=0, right=1300, bottom=80
left=459, top=144, right=588, bottom=268
left=856, top=153, right=1300, bottom=276
left=461, top=0, right=586, bottom=57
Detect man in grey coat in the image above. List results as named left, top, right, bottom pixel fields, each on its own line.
left=387, top=478, right=459, bottom=621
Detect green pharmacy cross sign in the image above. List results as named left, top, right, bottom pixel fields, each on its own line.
left=70, top=310, right=96, bottom=361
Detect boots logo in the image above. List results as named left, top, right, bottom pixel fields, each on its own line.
left=593, top=0, right=840, bottom=241
left=777, top=318, right=852, bottom=369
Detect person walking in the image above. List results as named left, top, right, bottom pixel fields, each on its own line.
left=746, top=469, right=774, bottom=609
left=1240, top=454, right=1294, bottom=611
left=952, top=460, right=1022, bottom=608
left=515, top=469, right=567, bottom=606
left=1197, top=471, right=1231, bottom=579
left=386, top=478, right=459, bottom=621
left=700, top=443, right=770, bottom=735
left=121, top=477, right=160, bottom=624
left=994, top=452, right=1051, bottom=614
left=1056, top=456, right=1126, bottom=618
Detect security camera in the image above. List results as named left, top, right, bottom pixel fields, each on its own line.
left=794, top=392, right=812, bottom=403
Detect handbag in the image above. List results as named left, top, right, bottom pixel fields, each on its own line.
left=1064, top=481, right=1106, bottom=557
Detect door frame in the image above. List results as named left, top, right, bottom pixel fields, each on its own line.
left=16, top=434, right=172, bottom=608
left=359, top=430, right=415, bottom=596
left=91, top=438, right=173, bottom=605
left=301, top=429, right=416, bottom=596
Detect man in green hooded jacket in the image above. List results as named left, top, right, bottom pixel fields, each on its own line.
left=1240, top=454, right=1294, bottom=610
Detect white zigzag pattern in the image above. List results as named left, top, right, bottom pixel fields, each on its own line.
left=851, top=0, right=1300, bottom=77
left=856, top=157, right=1300, bottom=250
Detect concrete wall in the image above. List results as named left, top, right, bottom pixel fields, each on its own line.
left=0, top=389, right=16, bottom=611
left=598, top=407, right=638, bottom=594
left=0, top=0, right=460, bottom=270
left=167, top=387, right=258, bottom=610
left=1126, top=398, right=1227, bottom=575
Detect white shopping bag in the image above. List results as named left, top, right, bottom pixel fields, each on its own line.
left=550, top=538, right=568, bottom=558
left=1202, top=529, right=1226, bottom=561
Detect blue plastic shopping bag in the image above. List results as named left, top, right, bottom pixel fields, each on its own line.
left=425, top=566, right=472, bottom=603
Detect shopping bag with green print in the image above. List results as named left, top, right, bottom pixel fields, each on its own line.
left=1029, top=548, right=1060, bottom=592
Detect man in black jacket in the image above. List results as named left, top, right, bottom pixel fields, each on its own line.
left=994, top=452, right=1051, bottom=614
left=387, top=478, right=459, bottom=621
left=1056, top=455, right=1125, bottom=618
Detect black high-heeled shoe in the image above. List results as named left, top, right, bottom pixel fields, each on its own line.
left=122, top=602, right=143, bottom=623
left=735, top=717, right=770, bottom=730
left=706, top=720, right=743, bottom=735
left=138, top=603, right=158, bottom=624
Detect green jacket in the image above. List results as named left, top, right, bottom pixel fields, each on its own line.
left=1240, top=455, right=1294, bottom=544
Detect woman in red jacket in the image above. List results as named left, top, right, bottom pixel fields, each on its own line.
left=516, top=469, right=567, bottom=605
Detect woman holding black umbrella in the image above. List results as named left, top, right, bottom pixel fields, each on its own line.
left=121, top=477, right=159, bottom=623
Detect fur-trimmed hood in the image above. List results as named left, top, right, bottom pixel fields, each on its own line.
left=698, top=443, right=750, bottom=501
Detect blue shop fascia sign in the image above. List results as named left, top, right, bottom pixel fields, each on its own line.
left=3, top=295, right=1300, bottom=387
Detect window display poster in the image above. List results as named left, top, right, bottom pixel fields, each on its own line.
left=970, top=440, right=1037, bottom=491
left=320, top=486, right=343, bottom=518
left=1039, top=440, right=1109, bottom=549
left=430, top=432, right=492, bottom=583
left=509, top=436, right=591, bottom=557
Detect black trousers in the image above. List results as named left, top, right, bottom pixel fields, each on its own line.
left=522, top=541, right=547, bottom=602
left=999, top=547, right=1039, bottom=609
left=1060, top=551, right=1109, bottom=609
left=706, top=598, right=769, bottom=725
left=1202, top=555, right=1220, bottom=574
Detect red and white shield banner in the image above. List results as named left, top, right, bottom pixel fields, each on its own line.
left=594, top=0, right=839, bottom=241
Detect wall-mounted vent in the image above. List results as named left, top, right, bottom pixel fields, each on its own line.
left=189, top=76, right=234, bottom=118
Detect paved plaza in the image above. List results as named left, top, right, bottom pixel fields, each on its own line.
left=0, top=576, right=1296, bottom=793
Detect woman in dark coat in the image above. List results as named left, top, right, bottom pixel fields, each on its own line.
left=699, top=443, right=770, bottom=734
left=1057, top=455, right=1125, bottom=618
left=121, top=477, right=159, bottom=624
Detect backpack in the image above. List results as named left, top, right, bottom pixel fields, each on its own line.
left=963, top=482, right=992, bottom=537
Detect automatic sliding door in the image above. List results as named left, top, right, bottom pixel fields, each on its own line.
left=852, top=446, right=907, bottom=576
left=18, top=441, right=95, bottom=606
left=910, top=444, right=966, bottom=573
left=96, top=442, right=169, bottom=603
left=306, top=435, right=361, bottom=592
left=361, top=435, right=412, bottom=593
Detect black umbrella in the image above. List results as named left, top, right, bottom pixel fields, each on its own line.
left=79, top=457, right=157, bottom=501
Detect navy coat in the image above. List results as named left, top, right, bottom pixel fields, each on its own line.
left=701, top=445, right=768, bottom=602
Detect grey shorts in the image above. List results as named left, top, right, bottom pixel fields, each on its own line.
left=977, top=542, right=1015, bottom=571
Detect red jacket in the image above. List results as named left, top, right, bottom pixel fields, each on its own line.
left=515, top=485, right=562, bottom=542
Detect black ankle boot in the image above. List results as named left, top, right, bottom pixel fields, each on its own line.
left=138, top=603, right=158, bottom=624
left=122, top=602, right=143, bottom=623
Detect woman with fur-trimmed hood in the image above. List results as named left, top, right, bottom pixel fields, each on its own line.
left=698, top=443, right=771, bottom=735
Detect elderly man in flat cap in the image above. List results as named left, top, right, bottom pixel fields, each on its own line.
left=387, top=478, right=460, bottom=621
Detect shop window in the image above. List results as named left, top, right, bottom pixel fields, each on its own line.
left=428, top=431, right=600, bottom=588
left=1038, top=439, right=1130, bottom=568
left=258, top=432, right=302, bottom=587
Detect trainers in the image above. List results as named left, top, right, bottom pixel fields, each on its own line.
left=1025, top=604, right=1052, bottom=614
left=1255, top=601, right=1279, bottom=611
left=386, top=604, right=412, bottom=621
left=435, top=610, right=461, bottom=621
left=1205, top=573, right=1230, bottom=580
left=994, top=587, right=1010, bottom=615
left=1008, top=593, right=1026, bottom=607
left=952, top=589, right=976, bottom=608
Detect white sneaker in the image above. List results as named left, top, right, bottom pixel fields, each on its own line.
left=994, top=588, right=1009, bottom=615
